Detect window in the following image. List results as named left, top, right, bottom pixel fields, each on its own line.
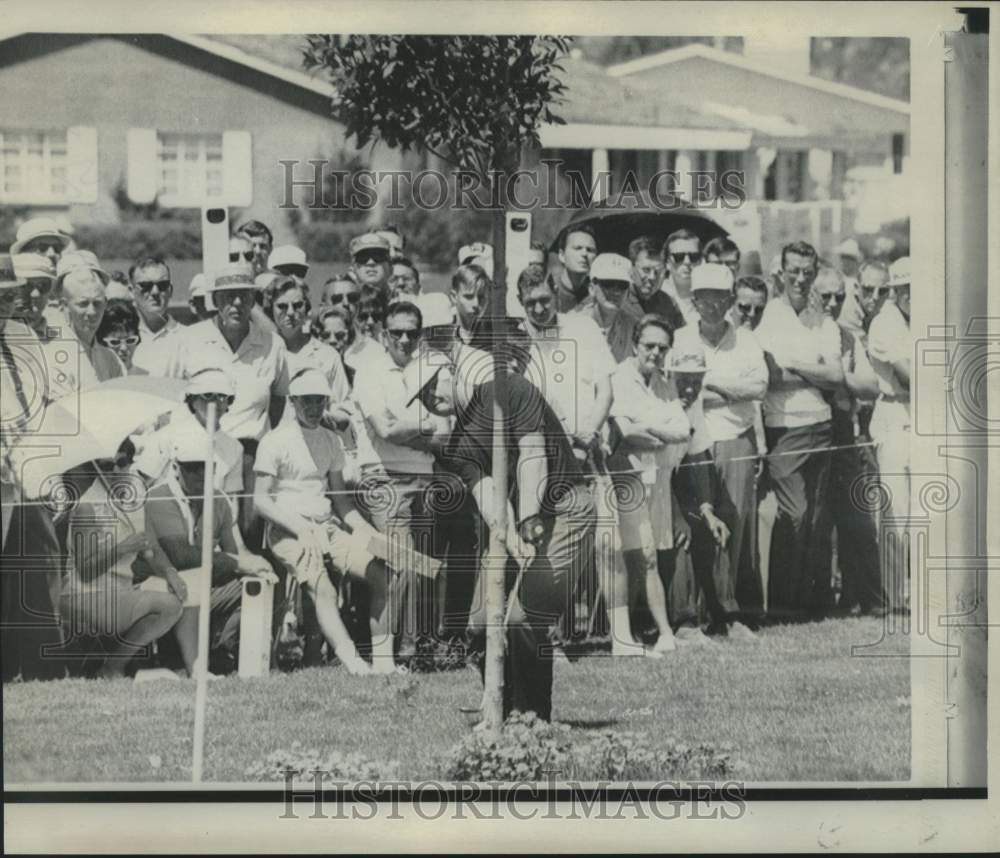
left=0, top=129, right=69, bottom=203
left=156, top=132, right=225, bottom=206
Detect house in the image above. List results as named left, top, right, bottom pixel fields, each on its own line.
left=0, top=33, right=909, bottom=263
left=0, top=33, right=394, bottom=243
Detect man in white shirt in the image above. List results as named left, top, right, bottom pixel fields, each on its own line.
left=867, top=257, right=911, bottom=615
left=674, top=263, right=768, bottom=634
left=128, top=257, right=183, bottom=377
left=354, top=300, right=451, bottom=660
left=165, top=263, right=290, bottom=549
left=753, top=241, right=843, bottom=621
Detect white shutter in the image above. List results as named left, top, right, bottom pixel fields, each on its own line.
left=222, top=130, right=252, bottom=207
left=66, top=126, right=98, bottom=203
left=126, top=128, right=158, bottom=204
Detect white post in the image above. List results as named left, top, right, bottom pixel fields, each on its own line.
left=675, top=150, right=694, bottom=201
left=590, top=147, right=610, bottom=201
left=191, top=401, right=217, bottom=783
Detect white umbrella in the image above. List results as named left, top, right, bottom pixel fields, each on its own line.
left=9, top=376, right=187, bottom=499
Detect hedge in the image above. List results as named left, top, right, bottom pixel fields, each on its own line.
left=74, top=221, right=203, bottom=260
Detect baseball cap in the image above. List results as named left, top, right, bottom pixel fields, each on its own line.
left=288, top=367, right=331, bottom=397
left=186, top=367, right=235, bottom=399
left=0, top=254, right=26, bottom=291
left=10, top=217, right=71, bottom=255
left=12, top=253, right=56, bottom=282
left=56, top=250, right=110, bottom=286
left=888, top=256, right=911, bottom=288
left=834, top=238, right=861, bottom=259
left=209, top=262, right=257, bottom=293
left=458, top=242, right=493, bottom=266
left=349, top=233, right=391, bottom=259
left=415, top=293, right=456, bottom=329
left=691, top=262, right=734, bottom=292
left=669, top=343, right=708, bottom=373
left=590, top=253, right=632, bottom=283
left=268, top=245, right=308, bottom=273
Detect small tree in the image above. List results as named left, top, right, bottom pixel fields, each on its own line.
left=304, top=35, right=571, bottom=729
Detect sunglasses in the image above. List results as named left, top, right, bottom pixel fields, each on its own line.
left=637, top=341, right=670, bottom=353
left=736, top=302, right=765, bottom=316
left=386, top=327, right=419, bottom=341
left=193, top=392, right=235, bottom=407
left=669, top=252, right=702, bottom=265
left=819, top=292, right=846, bottom=305
left=323, top=329, right=350, bottom=342
left=274, top=300, right=306, bottom=313
left=24, top=279, right=54, bottom=297
left=356, top=311, right=383, bottom=323
left=135, top=279, right=171, bottom=294
left=330, top=292, right=361, bottom=305
left=229, top=250, right=254, bottom=263
left=861, top=286, right=891, bottom=297
left=355, top=253, right=387, bottom=266
left=101, top=335, right=140, bottom=348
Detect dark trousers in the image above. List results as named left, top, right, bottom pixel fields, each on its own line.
left=831, top=409, right=884, bottom=612
left=1, top=503, right=65, bottom=681
left=238, top=438, right=264, bottom=552
left=470, top=487, right=596, bottom=721
left=765, top=421, right=834, bottom=620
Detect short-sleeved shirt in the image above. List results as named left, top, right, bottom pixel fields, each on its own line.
left=672, top=322, right=768, bottom=442
left=343, top=335, right=387, bottom=373
left=64, top=481, right=146, bottom=592
left=254, top=418, right=345, bottom=524
left=132, top=315, right=183, bottom=377
left=523, top=312, right=616, bottom=438
left=353, top=349, right=439, bottom=475
left=754, top=296, right=841, bottom=428
left=867, top=302, right=910, bottom=400
left=42, top=326, right=124, bottom=400
left=166, top=318, right=289, bottom=441
left=442, top=373, right=584, bottom=519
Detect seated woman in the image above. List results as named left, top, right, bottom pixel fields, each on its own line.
left=610, top=314, right=729, bottom=654
left=253, top=368, right=394, bottom=675
left=60, top=438, right=185, bottom=679
left=136, top=426, right=275, bottom=676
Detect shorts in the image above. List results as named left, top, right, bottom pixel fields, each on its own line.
left=270, top=524, right=374, bottom=590
left=140, top=567, right=208, bottom=608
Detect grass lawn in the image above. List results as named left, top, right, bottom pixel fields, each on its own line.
left=2, top=617, right=910, bottom=785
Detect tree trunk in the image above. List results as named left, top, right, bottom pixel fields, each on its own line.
left=482, top=146, right=511, bottom=732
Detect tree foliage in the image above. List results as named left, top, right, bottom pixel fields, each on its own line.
left=302, top=35, right=571, bottom=178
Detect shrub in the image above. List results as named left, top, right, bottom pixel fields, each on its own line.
left=568, top=732, right=735, bottom=782
left=446, top=711, right=736, bottom=783
left=294, top=222, right=358, bottom=263
left=75, top=221, right=202, bottom=261
left=245, top=741, right=399, bottom=783
left=446, top=711, right=575, bottom=782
